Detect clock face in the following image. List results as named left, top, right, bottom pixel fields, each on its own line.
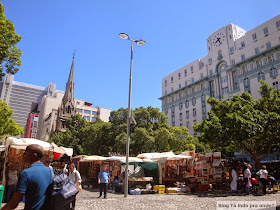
left=213, top=32, right=225, bottom=47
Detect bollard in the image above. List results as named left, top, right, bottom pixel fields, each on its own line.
left=0, top=185, right=4, bottom=206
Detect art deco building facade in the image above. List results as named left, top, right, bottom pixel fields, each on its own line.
left=160, top=15, right=280, bottom=136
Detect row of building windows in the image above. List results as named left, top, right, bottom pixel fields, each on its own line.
left=84, top=116, right=96, bottom=122
left=240, top=53, right=280, bottom=74
left=76, top=109, right=98, bottom=115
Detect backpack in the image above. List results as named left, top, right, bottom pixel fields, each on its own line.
left=43, top=173, right=79, bottom=210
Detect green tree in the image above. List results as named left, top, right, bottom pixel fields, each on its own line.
left=193, top=81, right=280, bottom=169
left=49, top=114, right=88, bottom=155
left=0, top=3, right=22, bottom=79
left=0, top=99, right=23, bottom=137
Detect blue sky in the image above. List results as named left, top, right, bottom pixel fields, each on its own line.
left=1, top=0, right=279, bottom=111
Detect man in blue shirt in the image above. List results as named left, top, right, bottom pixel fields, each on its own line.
left=2, top=144, right=53, bottom=210
left=98, top=165, right=110, bottom=199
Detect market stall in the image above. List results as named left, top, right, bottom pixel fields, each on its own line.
left=0, top=137, right=73, bottom=201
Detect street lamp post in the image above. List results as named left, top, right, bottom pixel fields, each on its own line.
left=119, top=33, right=145, bottom=197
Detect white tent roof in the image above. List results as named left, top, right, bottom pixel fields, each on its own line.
left=5, top=137, right=73, bottom=156
left=137, top=152, right=193, bottom=164
left=107, top=156, right=143, bottom=163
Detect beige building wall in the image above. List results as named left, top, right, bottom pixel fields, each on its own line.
left=160, top=14, right=280, bottom=136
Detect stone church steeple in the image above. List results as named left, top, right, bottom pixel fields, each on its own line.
left=56, top=55, right=76, bottom=132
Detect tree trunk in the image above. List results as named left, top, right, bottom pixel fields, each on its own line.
left=253, top=157, right=261, bottom=171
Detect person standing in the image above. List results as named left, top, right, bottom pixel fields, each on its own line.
left=2, top=144, right=53, bottom=210
left=244, top=164, right=252, bottom=195
left=230, top=167, right=238, bottom=191
left=257, top=165, right=268, bottom=195
left=68, top=163, right=82, bottom=209
left=98, top=165, right=110, bottom=199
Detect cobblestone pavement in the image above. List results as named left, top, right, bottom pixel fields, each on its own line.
left=6, top=189, right=280, bottom=210
left=74, top=188, right=280, bottom=210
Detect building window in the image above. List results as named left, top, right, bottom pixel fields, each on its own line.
left=231, top=59, right=235, bottom=65
left=252, top=33, right=257, bottom=41
left=84, top=116, right=90, bottom=121
left=192, top=97, right=196, bottom=106
left=241, top=41, right=245, bottom=48
left=276, top=52, right=280, bottom=60
left=229, top=47, right=234, bottom=53
left=200, top=73, right=203, bottom=79
left=76, top=101, right=80, bottom=105
left=191, top=78, right=194, bottom=83
left=270, top=66, right=278, bottom=77
left=273, top=81, right=279, bottom=90
left=185, top=81, right=188, bottom=86
left=268, top=55, right=275, bottom=63
left=77, top=108, right=82, bottom=113
left=171, top=87, right=174, bottom=92
left=258, top=71, right=265, bottom=82
left=84, top=110, right=91, bottom=114
left=249, top=63, right=254, bottom=71
left=171, top=105, right=175, bottom=112
left=91, top=117, right=96, bottom=122
left=256, top=60, right=262, bottom=68
left=208, top=58, right=212, bottom=64
left=185, top=100, right=189, bottom=108
left=201, top=94, right=205, bottom=102
left=179, top=84, right=181, bottom=89
left=184, top=69, right=187, bottom=76
left=222, top=87, right=228, bottom=95
left=191, top=66, right=194, bottom=73
left=186, top=110, right=189, bottom=119
left=241, top=54, right=245, bottom=61
left=244, top=77, right=250, bottom=87
left=165, top=90, right=167, bottom=95
left=266, top=42, right=271, bottom=50
left=276, top=21, right=280, bottom=29
left=178, top=73, right=181, bottom=79
left=171, top=77, right=173, bottom=83
left=193, top=108, right=196, bottom=117
left=263, top=27, right=268, bottom=36
left=179, top=102, right=183, bottom=110
left=255, top=47, right=260, bottom=55
left=186, top=122, right=189, bottom=129
left=222, top=77, right=228, bottom=83
left=165, top=80, right=167, bottom=86
left=92, top=111, right=97, bottom=115
left=218, top=50, right=222, bottom=58
left=179, top=112, right=183, bottom=121
left=263, top=57, right=267, bottom=65
left=202, top=104, right=206, bottom=114
left=209, top=69, right=213, bottom=76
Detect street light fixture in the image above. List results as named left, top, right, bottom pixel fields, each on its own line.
left=119, top=33, right=145, bottom=197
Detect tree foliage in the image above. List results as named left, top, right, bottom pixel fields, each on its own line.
left=49, top=106, right=199, bottom=156
left=0, top=99, right=23, bottom=137
left=193, top=81, right=280, bottom=169
left=0, top=3, right=22, bottom=80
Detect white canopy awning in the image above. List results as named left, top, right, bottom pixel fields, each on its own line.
left=5, top=137, right=73, bottom=156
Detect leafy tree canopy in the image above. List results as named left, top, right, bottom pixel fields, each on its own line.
left=193, top=81, right=280, bottom=169
left=0, top=3, right=22, bottom=80
left=0, top=99, right=23, bottom=137
left=49, top=106, right=203, bottom=156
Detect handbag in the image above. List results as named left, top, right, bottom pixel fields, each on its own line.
left=246, top=179, right=252, bottom=188
left=75, top=171, right=83, bottom=192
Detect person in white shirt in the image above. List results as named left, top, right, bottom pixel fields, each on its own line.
left=244, top=164, right=252, bottom=195
left=68, top=163, right=82, bottom=209
left=68, top=163, right=82, bottom=186
left=230, top=168, right=238, bottom=191
left=257, top=165, right=268, bottom=195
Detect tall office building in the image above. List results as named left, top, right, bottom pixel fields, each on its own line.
left=160, top=15, right=280, bottom=136
left=0, top=74, right=55, bottom=129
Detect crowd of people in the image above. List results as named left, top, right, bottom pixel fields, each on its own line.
left=229, top=163, right=277, bottom=196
